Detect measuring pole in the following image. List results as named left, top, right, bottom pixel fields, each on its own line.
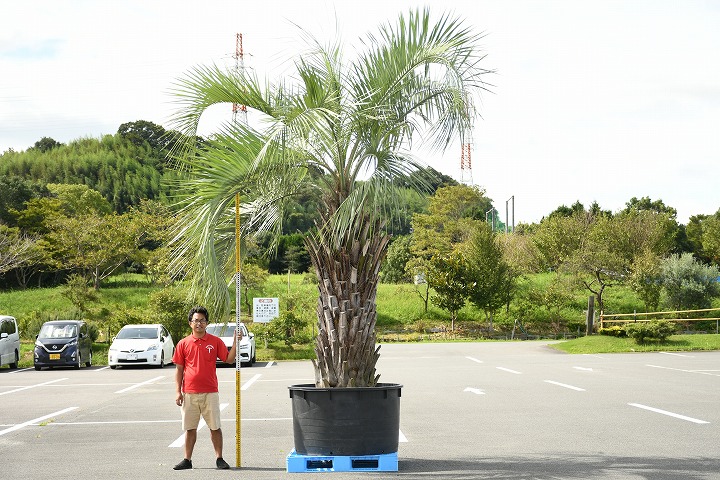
left=234, top=192, right=242, bottom=467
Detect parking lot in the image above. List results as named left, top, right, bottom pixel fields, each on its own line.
left=2, top=341, right=720, bottom=479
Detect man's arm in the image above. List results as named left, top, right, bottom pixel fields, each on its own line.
left=224, top=328, right=244, bottom=364
left=175, top=364, right=184, bottom=406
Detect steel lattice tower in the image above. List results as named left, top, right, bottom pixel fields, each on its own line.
left=460, top=143, right=473, bottom=185
left=232, top=33, right=248, bottom=125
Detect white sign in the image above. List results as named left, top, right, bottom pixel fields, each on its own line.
left=253, top=297, right=279, bottom=323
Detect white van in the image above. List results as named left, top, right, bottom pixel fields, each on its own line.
left=0, top=315, right=21, bottom=369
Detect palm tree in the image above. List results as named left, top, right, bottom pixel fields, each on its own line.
left=168, top=8, right=492, bottom=388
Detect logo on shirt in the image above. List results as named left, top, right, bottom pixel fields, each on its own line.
left=206, top=345, right=214, bottom=354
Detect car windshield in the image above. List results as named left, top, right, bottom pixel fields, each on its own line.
left=38, top=324, right=76, bottom=339
left=116, top=327, right=157, bottom=340
left=206, top=325, right=235, bottom=337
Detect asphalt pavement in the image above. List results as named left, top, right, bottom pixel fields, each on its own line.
left=2, top=341, right=720, bottom=479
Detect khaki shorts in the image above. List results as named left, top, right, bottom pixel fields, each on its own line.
left=181, top=392, right=221, bottom=431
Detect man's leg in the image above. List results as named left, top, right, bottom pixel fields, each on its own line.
left=184, top=429, right=197, bottom=460
left=210, top=428, right=223, bottom=458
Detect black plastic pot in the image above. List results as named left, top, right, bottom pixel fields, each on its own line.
left=289, top=383, right=402, bottom=456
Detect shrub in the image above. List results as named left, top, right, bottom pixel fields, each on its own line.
left=598, top=325, right=627, bottom=337
left=268, top=311, right=308, bottom=346
left=624, top=320, right=676, bottom=344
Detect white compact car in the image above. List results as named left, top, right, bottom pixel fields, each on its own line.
left=0, top=315, right=20, bottom=369
left=205, top=322, right=256, bottom=367
left=108, top=324, right=174, bottom=369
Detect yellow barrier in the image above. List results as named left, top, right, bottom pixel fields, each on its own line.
left=599, top=307, right=720, bottom=333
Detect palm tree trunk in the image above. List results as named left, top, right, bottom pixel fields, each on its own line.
left=305, top=221, right=390, bottom=388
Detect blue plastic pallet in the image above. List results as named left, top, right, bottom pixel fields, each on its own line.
left=286, top=450, right=398, bottom=473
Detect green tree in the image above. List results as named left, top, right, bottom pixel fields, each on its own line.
left=532, top=210, right=592, bottom=271
left=622, top=196, right=687, bottom=255
left=0, top=175, right=48, bottom=226
left=31, top=137, right=63, bottom=152
left=60, top=273, right=98, bottom=316
left=0, top=225, right=40, bottom=275
left=240, top=263, right=269, bottom=314
left=629, top=249, right=663, bottom=312
left=463, top=223, right=517, bottom=330
left=408, top=184, right=491, bottom=311
left=167, top=8, right=491, bottom=387
left=536, top=206, right=672, bottom=314
left=661, top=253, right=720, bottom=310
left=381, top=235, right=413, bottom=283
left=125, top=199, right=175, bottom=283
left=699, top=210, right=720, bottom=265
left=427, top=252, right=470, bottom=331
left=44, top=213, right=136, bottom=289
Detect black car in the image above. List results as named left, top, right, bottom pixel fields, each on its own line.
left=34, top=320, right=92, bottom=370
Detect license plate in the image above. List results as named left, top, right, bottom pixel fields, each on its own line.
left=49, top=353, right=60, bottom=360
left=127, top=354, right=137, bottom=360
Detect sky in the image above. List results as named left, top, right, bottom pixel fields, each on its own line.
left=1, top=0, right=719, bottom=225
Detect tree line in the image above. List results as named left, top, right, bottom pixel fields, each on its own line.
left=381, top=184, right=720, bottom=333
left=2, top=121, right=719, bottom=336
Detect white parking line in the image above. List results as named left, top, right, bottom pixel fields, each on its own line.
left=628, top=403, right=709, bottom=424
left=0, top=407, right=78, bottom=437
left=265, top=361, right=274, bottom=367
left=659, top=352, right=693, bottom=357
left=0, top=378, right=68, bottom=397
left=544, top=380, right=585, bottom=391
left=169, top=402, right=229, bottom=447
left=114, top=375, right=165, bottom=394
left=647, top=364, right=720, bottom=378
left=464, top=387, right=485, bottom=395
left=242, top=374, right=262, bottom=390
left=6, top=367, right=34, bottom=374
left=399, top=430, right=408, bottom=443
left=466, top=356, right=483, bottom=364
left=496, top=367, right=521, bottom=374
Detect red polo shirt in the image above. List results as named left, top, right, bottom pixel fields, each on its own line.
left=172, top=333, right=229, bottom=394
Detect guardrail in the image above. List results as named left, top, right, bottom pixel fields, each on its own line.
left=599, top=307, right=720, bottom=334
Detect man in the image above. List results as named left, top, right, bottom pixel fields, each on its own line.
left=172, top=306, right=243, bottom=470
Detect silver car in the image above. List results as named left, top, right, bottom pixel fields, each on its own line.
left=0, top=315, right=20, bottom=369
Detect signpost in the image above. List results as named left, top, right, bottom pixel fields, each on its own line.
left=253, top=297, right=279, bottom=323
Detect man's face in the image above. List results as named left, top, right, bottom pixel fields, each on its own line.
left=189, top=312, right=208, bottom=336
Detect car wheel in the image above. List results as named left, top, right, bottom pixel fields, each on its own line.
left=9, top=350, right=19, bottom=369
left=34, top=365, right=41, bottom=371
left=75, top=353, right=81, bottom=369
left=159, top=352, right=165, bottom=368
left=110, top=365, right=117, bottom=369
left=85, top=350, right=92, bottom=368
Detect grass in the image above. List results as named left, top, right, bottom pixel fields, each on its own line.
left=551, top=333, right=720, bottom=354
left=3, top=273, right=720, bottom=371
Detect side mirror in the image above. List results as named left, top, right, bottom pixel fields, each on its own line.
left=249, top=332, right=255, bottom=339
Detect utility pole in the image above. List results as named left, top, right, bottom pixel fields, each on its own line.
left=505, top=195, right=515, bottom=233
